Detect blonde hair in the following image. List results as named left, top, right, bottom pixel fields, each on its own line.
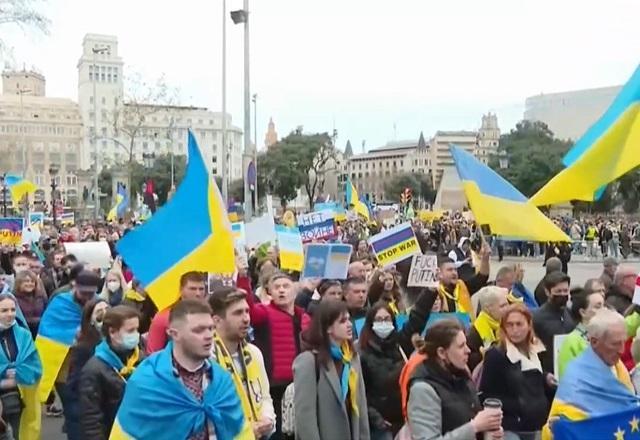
left=99, top=269, right=127, bottom=301
left=477, top=286, right=508, bottom=311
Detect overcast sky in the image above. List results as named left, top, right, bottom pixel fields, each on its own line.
left=3, top=0, right=638, bottom=152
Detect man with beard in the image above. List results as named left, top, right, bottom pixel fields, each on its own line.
left=210, top=288, right=275, bottom=439
left=533, top=271, right=576, bottom=373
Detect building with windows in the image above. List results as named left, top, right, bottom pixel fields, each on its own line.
left=0, top=70, right=83, bottom=209
left=77, top=34, right=243, bottom=187
left=524, top=85, right=621, bottom=141
left=342, top=114, right=500, bottom=202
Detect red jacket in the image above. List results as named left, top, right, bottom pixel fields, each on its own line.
left=242, top=276, right=310, bottom=385
left=145, top=308, right=170, bottom=354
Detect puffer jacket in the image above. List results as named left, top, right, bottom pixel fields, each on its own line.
left=79, top=348, right=142, bottom=440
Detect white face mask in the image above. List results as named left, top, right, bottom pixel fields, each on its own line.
left=372, top=321, right=394, bottom=339
left=106, top=281, right=121, bottom=293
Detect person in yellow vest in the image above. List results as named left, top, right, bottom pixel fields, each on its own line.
left=437, top=240, right=491, bottom=321
left=466, top=286, right=510, bottom=371
left=209, top=288, right=276, bottom=439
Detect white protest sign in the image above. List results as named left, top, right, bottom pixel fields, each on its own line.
left=553, top=334, right=568, bottom=378
left=407, top=254, right=438, bottom=288
left=245, top=214, right=276, bottom=248
left=297, top=210, right=337, bottom=243
left=64, top=241, right=112, bottom=270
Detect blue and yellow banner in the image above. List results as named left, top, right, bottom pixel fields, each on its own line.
left=553, top=408, right=640, bottom=440
left=34, top=292, right=82, bottom=401
left=532, top=64, right=640, bottom=206
left=275, top=225, right=303, bottom=272
left=345, top=179, right=370, bottom=221
left=107, top=182, right=130, bottom=222
left=0, top=218, right=24, bottom=246
left=450, top=145, right=569, bottom=242
left=368, top=222, right=420, bottom=267
left=4, top=175, right=37, bottom=204
left=116, top=131, right=235, bottom=311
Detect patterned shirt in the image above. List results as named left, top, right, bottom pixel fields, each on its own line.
left=172, top=355, right=211, bottom=440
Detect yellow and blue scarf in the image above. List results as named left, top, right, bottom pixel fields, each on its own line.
left=94, top=340, right=139, bottom=379
left=438, top=281, right=475, bottom=321
left=330, top=342, right=360, bottom=416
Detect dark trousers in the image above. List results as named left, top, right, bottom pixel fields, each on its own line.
left=270, top=384, right=289, bottom=440
left=55, top=382, right=81, bottom=440
left=4, top=411, right=20, bottom=440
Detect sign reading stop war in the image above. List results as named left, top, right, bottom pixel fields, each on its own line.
left=407, top=254, right=439, bottom=288
left=0, top=218, right=24, bottom=247
left=368, top=222, right=420, bottom=267
left=297, top=210, right=337, bottom=243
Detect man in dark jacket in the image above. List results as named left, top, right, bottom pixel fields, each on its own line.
left=605, top=265, right=638, bottom=314
left=533, top=271, right=576, bottom=373
left=534, top=257, right=562, bottom=306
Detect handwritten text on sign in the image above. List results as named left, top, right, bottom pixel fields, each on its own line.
left=297, top=210, right=337, bottom=243
left=407, top=254, right=439, bottom=288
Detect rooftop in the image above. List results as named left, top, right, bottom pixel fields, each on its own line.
left=434, top=130, right=477, bottom=137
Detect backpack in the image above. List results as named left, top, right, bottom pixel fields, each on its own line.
left=281, top=353, right=320, bottom=436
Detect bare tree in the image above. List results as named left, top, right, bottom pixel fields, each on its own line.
left=302, top=134, right=337, bottom=209
left=0, top=0, right=50, bottom=58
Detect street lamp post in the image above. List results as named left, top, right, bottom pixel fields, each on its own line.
left=252, top=93, right=258, bottom=214
left=221, top=0, right=229, bottom=203
left=231, top=0, right=252, bottom=218
left=0, top=175, right=6, bottom=217
left=92, top=46, right=109, bottom=219
left=49, top=164, right=59, bottom=228
left=18, top=86, right=32, bottom=219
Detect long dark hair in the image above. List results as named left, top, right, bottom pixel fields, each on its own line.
left=76, top=298, right=108, bottom=349
left=367, top=269, right=401, bottom=305
left=301, top=300, right=355, bottom=366
left=358, top=301, right=397, bottom=351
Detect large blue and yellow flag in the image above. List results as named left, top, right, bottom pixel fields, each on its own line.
left=107, top=182, right=130, bottom=221
left=34, top=291, right=82, bottom=402
left=532, top=64, right=640, bottom=206
left=0, top=324, right=43, bottom=440
left=110, top=342, right=248, bottom=440
left=544, top=346, right=639, bottom=440
left=449, top=145, right=569, bottom=242
left=553, top=408, right=640, bottom=440
left=4, top=174, right=38, bottom=204
left=116, top=130, right=235, bottom=311
left=345, top=179, right=370, bottom=221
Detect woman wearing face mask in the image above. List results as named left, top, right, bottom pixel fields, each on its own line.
left=0, top=293, right=42, bottom=439
left=13, top=271, right=47, bottom=339
left=479, top=304, right=551, bottom=440
left=79, top=305, right=142, bottom=439
left=406, top=319, right=503, bottom=440
left=556, top=288, right=605, bottom=379
left=359, top=290, right=438, bottom=439
left=98, top=270, right=126, bottom=307
left=293, top=300, right=370, bottom=440
left=63, top=299, right=110, bottom=440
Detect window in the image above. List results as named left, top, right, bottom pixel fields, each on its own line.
left=66, top=175, right=77, bottom=186
left=65, top=153, right=77, bottom=164
left=50, top=152, right=61, bottom=163
left=351, top=173, right=356, bottom=179
left=90, top=96, right=94, bottom=105
left=101, top=97, right=106, bottom=105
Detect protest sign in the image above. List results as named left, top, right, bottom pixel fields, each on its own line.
left=407, top=254, right=438, bottom=288
left=421, top=312, right=472, bottom=335
left=64, top=241, right=112, bottom=270
left=0, top=218, right=24, bottom=246
left=553, top=334, right=569, bottom=378
left=368, top=222, right=420, bottom=267
left=301, top=243, right=352, bottom=280
left=29, top=212, right=44, bottom=229
left=60, top=212, right=75, bottom=226
left=275, top=225, right=304, bottom=271
left=297, top=210, right=337, bottom=243
left=245, top=214, right=276, bottom=248
left=231, top=222, right=246, bottom=247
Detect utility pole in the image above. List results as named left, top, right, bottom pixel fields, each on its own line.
left=242, top=0, right=253, bottom=218
left=252, top=93, right=258, bottom=214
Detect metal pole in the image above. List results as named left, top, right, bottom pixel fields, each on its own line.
left=19, top=88, right=30, bottom=220
left=51, top=180, right=57, bottom=228
left=221, top=0, right=228, bottom=203
left=92, top=49, right=100, bottom=219
left=253, top=93, right=258, bottom=214
left=242, top=0, right=252, bottom=218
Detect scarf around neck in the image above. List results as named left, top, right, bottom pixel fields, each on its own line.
left=94, top=339, right=139, bottom=379
left=438, top=281, right=475, bottom=320
left=329, top=341, right=359, bottom=416
left=474, top=311, right=500, bottom=345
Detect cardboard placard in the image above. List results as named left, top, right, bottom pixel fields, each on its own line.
left=297, top=210, right=337, bottom=243
left=64, top=241, right=112, bottom=270
left=368, top=222, right=420, bottom=267
left=301, top=243, right=352, bottom=280
left=407, top=254, right=438, bottom=288
left=0, top=218, right=24, bottom=247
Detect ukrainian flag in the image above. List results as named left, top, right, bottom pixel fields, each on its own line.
left=116, top=131, right=235, bottom=311
left=532, top=64, right=640, bottom=206
left=345, top=179, right=370, bottom=221
left=450, top=145, right=569, bottom=242
left=34, top=292, right=82, bottom=401
left=107, top=182, right=129, bottom=221
left=4, top=174, right=38, bottom=204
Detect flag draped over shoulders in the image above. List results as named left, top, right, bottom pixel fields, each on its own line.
left=0, top=324, right=43, bottom=440
left=110, top=342, right=247, bottom=440
left=34, top=292, right=82, bottom=401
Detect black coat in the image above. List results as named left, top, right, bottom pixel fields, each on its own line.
left=479, top=347, right=550, bottom=432
left=79, top=349, right=141, bottom=440
left=532, top=303, right=575, bottom=373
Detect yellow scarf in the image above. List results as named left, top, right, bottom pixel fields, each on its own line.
left=333, top=342, right=360, bottom=417
left=120, top=347, right=139, bottom=377
left=474, top=311, right=500, bottom=345
left=438, top=281, right=475, bottom=320
left=388, top=300, right=400, bottom=316
left=124, top=288, right=145, bottom=302
left=507, top=290, right=524, bottom=304
left=213, top=334, right=263, bottom=423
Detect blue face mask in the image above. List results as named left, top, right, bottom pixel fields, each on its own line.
left=120, top=332, right=140, bottom=350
